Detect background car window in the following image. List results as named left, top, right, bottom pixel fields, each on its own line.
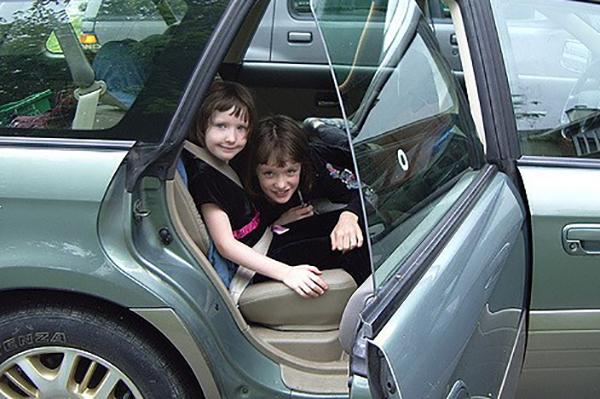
left=428, top=0, right=451, bottom=20
left=491, top=0, right=600, bottom=158
left=290, top=0, right=312, bottom=17
left=0, top=0, right=225, bottom=142
left=313, top=0, right=484, bottom=287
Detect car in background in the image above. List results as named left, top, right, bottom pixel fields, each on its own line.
left=0, top=0, right=599, bottom=398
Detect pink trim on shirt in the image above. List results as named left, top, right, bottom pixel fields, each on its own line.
left=233, top=211, right=261, bottom=240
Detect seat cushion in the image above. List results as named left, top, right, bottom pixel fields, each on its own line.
left=239, top=269, right=357, bottom=331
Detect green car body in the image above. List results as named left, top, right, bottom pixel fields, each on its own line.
left=0, top=0, right=599, bottom=398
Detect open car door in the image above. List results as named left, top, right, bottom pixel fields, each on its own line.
left=311, top=0, right=529, bottom=397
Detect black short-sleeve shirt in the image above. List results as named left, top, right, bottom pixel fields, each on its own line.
left=185, top=156, right=265, bottom=247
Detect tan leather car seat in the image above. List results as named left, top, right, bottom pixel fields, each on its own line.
left=172, top=167, right=357, bottom=331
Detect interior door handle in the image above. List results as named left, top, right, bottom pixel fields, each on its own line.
left=562, top=223, right=600, bottom=255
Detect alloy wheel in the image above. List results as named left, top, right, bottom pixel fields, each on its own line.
left=0, top=346, right=143, bottom=399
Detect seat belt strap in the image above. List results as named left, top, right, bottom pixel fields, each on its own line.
left=229, top=228, right=273, bottom=304
left=183, top=140, right=273, bottom=304
left=183, top=140, right=243, bottom=188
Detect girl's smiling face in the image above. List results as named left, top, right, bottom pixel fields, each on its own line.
left=203, top=107, right=249, bottom=162
left=257, top=158, right=301, bottom=204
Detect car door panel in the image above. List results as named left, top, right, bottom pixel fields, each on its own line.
left=229, top=61, right=339, bottom=120
left=271, top=0, right=325, bottom=64
left=515, top=163, right=600, bottom=399
left=367, top=172, right=526, bottom=399
left=518, top=165, right=600, bottom=310
left=309, top=0, right=528, bottom=395
left=487, top=0, right=600, bottom=395
left=244, top=0, right=274, bottom=62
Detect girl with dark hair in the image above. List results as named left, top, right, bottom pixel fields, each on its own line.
left=185, top=83, right=328, bottom=299
left=246, top=115, right=370, bottom=285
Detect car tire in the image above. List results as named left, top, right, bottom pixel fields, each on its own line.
left=0, top=299, right=200, bottom=398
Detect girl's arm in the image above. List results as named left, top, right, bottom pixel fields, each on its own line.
left=331, top=210, right=364, bottom=252
left=273, top=204, right=314, bottom=226
left=201, top=203, right=328, bottom=298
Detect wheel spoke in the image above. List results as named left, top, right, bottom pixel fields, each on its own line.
left=79, top=360, right=98, bottom=389
left=15, top=358, right=48, bottom=389
left=89, top=369, right=120, bottom=398
left=0, top=380, right=29, bottom=399
left=54, top=351, right=77, bottom=388
left=4, top=368, right=37, bottom=397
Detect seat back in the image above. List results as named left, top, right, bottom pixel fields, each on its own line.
left=173, top=172, right=210, bottom=254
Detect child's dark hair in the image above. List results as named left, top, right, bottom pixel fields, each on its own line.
left=194, top=81, right=256, bottom=146
left=246, top=115, right=314, bottom=198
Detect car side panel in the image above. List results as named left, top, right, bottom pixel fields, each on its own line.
left=516, top=164, right=600, bottom=399
left=369, top=172, right=526, bottom=399
left=0, top=143, right=163, bottom=307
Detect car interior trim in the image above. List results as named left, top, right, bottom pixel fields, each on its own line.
left=360, top=164, right=498, bottom=338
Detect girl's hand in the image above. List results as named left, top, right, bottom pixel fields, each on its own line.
left=331, top=211, right=363, bottom=252
left=274, top=204, right=314, bottom=226
left=282, top=265, right=328, bottom=298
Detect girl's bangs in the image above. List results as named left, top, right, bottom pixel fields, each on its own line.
left=256, top=142, right=294, bottom=167
left=229, top=104, right=249, bottom=123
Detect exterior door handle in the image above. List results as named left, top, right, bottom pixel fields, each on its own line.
left=288, top=31, right=312, bottom=43
left=562, top=223, right=600, bottom=255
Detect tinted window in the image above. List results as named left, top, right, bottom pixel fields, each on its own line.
left=0, top=0, right=226, bottom=141
left=313, top=0, right=484, bottom=286
left=290, top=0, right=312, bottom=16
left=491, top=0, right=600, bottom=158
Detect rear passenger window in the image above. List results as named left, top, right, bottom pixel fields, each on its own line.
left=0, top=0, right=225, bottom=142
left=314, top=0, right=484, bottom=287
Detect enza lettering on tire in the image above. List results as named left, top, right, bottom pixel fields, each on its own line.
left=1, top=332, right=67, bottom=355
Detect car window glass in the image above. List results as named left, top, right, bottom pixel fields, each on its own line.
left=0, top=0, right=226, bottom=142
left=290, top=0, right=312, bottom=17
left=491, top=0, right=600, bottom=158
left=440, top=0, right=450, bottom=18
left=312, top=0, right=484, bottom=288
